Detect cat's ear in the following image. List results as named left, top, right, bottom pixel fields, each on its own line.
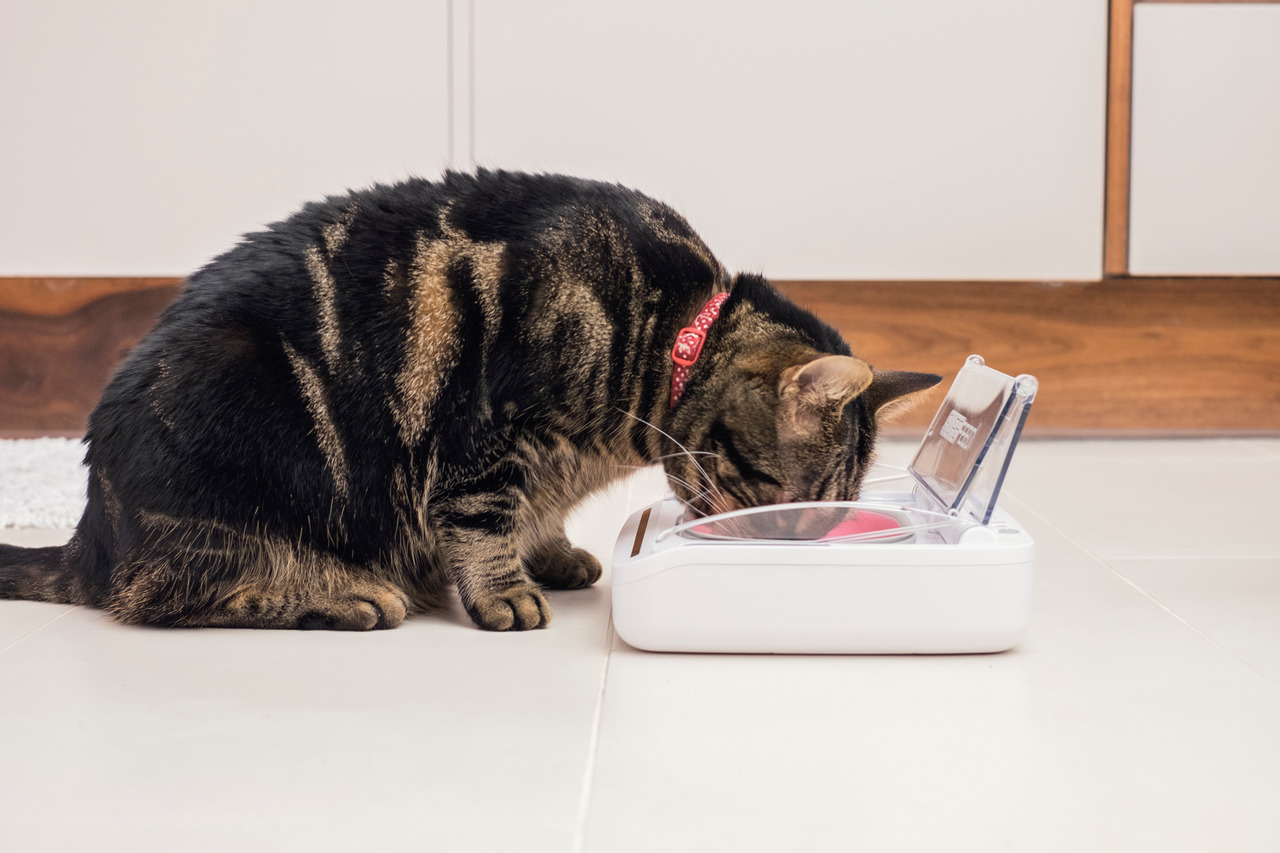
left=778, top=355, right=874, bottom=434
left=861, top=370, right=944, bottom=423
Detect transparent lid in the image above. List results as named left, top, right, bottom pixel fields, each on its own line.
left=653, top=354, right=1037, bottom=543
left=908, top=354, right=1038, bottom=524
left=657, top=501, right=955, bottom=545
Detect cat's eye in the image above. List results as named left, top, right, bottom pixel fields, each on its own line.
left=752, top=470, right=782, bottom=488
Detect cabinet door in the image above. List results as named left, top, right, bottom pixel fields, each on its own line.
left=0, top=0, right=449, bottom=275
left=1129, top=5, right=1280, bottom=276
left=472, top=0, right=1106, bottom=280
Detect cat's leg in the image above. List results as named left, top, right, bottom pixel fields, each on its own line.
left=111, top=558, right=413, bottom=630
left=185, top=577, right=413, bottom=630
left=434, top=493, right=552, bottom=632
left=394, top=541, right=454, bottom=614
left=525, top=534, right=602, bottom=590
left=105, top=513, right=412, bottom=630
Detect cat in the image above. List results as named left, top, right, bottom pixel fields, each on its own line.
left=0, top=170, right=940, bottom=631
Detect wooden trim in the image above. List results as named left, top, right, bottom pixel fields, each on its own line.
left=0, top=278, right=180, bottom=316
left=774, top=278, right=1280, bottom=437
left=3, top=276, right=1278, bottom=439
left=0, top=278, right=182, bottom=434
left=1104, top=0, right=1135, bottom=277
left=1119, top=3, right=1280, bottom=274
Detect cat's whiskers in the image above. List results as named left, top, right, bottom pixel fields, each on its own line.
left=612, top=463, right=717, bottom=517
left=657, top=474, right=718, bottom=517
left=652, top=451, right=719, bottom=462
left=614, top=408, right=725, bottom=506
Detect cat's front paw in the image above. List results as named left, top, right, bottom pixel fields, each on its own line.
left=529, top=541, right=603, bottom=590
left=466, top=582, right=552, bottom=631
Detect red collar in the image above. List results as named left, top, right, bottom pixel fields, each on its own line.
left=670, top=292, right=730, bottom=407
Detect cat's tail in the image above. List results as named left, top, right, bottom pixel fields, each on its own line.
left=0, top=543, right=77, bottom=603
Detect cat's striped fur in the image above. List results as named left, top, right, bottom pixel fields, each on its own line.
left=0, top=170, right=940, bottom=631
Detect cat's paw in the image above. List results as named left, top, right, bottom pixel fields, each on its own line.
left=466, top=582, right=552, bottom=631
left=529, top=542, right=603, bottom=590
left=297, top=583, right=410, bottom=631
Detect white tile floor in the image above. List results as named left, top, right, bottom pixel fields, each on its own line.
left=2, top=440, right=1278, bottom=852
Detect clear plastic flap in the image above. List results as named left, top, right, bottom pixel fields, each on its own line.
left=653, top=355, right=1037, bottom=544
left=658, top=501, right=953, bottom=544
left=909, top=354, right=1038, bottom=524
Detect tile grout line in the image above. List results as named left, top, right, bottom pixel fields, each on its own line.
left=1003, top=488, right=1280, bottom=563
left=566, top=471, right=636, bottom=853
left=0, top=606, right=76, bottom=658
left=1007, top=495, right=1280, bottom=685
left=1230, top=437, right=1280, bottom=460
left=1108, top=555, right=1280, bottom=563
left=569, top=618, right=615, bottom=853
left=1102, top=568, right=1280, bottom=687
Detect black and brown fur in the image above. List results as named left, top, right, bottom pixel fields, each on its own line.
left=0, top=170, right=940, bottom=631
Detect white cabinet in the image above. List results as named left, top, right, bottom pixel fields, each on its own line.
left=471, top=0, right=1107, bottom=280
left=0, top=0, right=450, bottom=275
left=1129, top=4, right=1280, bottom=276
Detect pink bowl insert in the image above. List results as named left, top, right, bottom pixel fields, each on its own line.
left=820, top=510, right=901, bottom=540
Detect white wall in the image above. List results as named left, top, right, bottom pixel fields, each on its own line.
left=0, top=0, right=450, bottom=276
left=0, top=1, right=1108, bottom=280
left=471, top=0, right=1108, bottom=280
left=1129, top=4, right=1280, bottom=276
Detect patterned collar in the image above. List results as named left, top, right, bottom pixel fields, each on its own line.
left=670, top=292, right=731, bottom=408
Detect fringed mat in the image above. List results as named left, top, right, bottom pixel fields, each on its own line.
left=0, top=438, right=87, bottom=529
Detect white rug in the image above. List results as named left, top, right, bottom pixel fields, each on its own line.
left=0, top=438, right=89, bottom=529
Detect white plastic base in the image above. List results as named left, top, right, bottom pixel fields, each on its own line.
left=611, top=497, right=1035, bottom=654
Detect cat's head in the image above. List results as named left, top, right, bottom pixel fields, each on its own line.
left=662, top=276, right=942, bottom=517
left=665, top=349, right=940, bottom=516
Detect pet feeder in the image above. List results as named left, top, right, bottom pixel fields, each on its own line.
left=611, top=354, right=1038, bottom=654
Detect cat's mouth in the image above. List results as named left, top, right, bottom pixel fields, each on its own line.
left=677, top=486, right=849, bottom=539
left=673, top=481, right=736, bottom=519
left=682, top=491, right=730, bottom=519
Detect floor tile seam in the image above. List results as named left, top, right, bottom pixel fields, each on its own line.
left=569, top=618, right=615, bottom=853
left=1018, top=450, right=1280, bottom=466
left=1102, top=563, right=1280, bottom=688
left=1002, top=491, right=1092, bottom=548
left=1096, top=549, right=1280, bottom=562
left=1003, top=489, right=1280, bottom=564
left=1105, top=555, right=1280, bottom=564
left=1020, top=437, right=1264, bottom=450
left=1005, top=493, right=1120, bottom=574
left=1006, top=494, right=1279, bottom=678
left=0, top=606, right=75, bottom=658
left=1232, top=438, right=1280, bottom=459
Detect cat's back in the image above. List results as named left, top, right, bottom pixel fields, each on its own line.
left=168, top=170, right=674, bottom=305
left=94, top=170, right=718, bottom=444
left=82, top=170, right=722, bottom=547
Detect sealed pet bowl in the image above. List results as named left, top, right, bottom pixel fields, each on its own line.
left=611, top=354, right=1038, bottom=654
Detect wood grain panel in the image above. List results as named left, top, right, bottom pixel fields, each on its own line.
left=0, top=278, right=180, bottom=316
left=0, top=278, right=181, bottom=434
left=2, top=277, right=1278, bottom=438
left=1105, top=0, right=1135, bottom=276
left=775, top=279, right=1280, bottom=436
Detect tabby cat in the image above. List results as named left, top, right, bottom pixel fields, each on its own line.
left=0, top=170, right=940, bottom=631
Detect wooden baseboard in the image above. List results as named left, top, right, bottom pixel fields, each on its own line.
left=2, top=277, right=1278, bottom=437
left=0, top=278, right=182, bottom=435
left=775, top=278, right=1280, bottom=436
